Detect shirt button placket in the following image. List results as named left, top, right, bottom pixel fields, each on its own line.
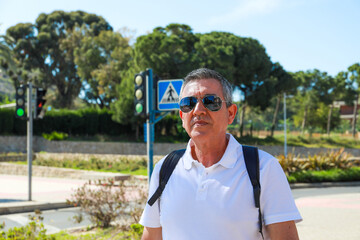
left=197, top=170, right=208, bottom=201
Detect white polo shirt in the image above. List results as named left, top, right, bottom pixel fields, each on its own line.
left=140, top=134, right=302, bottom=240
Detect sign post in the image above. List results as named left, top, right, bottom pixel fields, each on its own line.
left=27, top=82, right=33, bottom=201
left=146, top=69, right=155, bottom=182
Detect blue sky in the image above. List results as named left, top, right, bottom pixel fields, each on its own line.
left=0, top=0, right=359, bottom=77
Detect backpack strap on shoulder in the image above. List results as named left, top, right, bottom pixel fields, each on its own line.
left=147, top=149, right=186, bottom=206
left=242, top=145, right=264, bottom=240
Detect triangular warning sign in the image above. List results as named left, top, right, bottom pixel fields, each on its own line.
left=160, top=82, right=180, bottom=104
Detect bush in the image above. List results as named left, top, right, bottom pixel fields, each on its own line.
left=67, top=178, right=147, bottom=229
left=42, top=131, right=68, bottom=141
left=287, top=167, right=360, bottom=183
left=278, top=148, right=353, bottom=175
left=0, top=108, right=14, bottom=134
left=0, top=107, right=132, bottom=136
left=33, top=155, right=149, bottom=175
left=0, top=214, right=54, bottom=240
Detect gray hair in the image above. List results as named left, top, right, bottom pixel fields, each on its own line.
left=180, top=68, right=233, bottom=107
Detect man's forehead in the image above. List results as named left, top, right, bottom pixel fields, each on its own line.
left=183, top=78, right=221, bottom=89
left=181, top=78, right=223, bottom=97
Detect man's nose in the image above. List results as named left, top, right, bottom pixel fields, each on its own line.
left=193, top=99, right=206, bottom=115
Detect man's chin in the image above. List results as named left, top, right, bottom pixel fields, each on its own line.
left=189, top=131, right=212, bottom=140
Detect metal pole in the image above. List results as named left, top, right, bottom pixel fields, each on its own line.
left=146, top=69, right=154, bottom=182
left=283, top=92, right=287, bottom=157
left=27, top=82, right=33, bottom=201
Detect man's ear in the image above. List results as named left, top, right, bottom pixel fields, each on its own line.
left=227, top=104, right=237, bottom=125
left=179, top=110, right=185, bottom=128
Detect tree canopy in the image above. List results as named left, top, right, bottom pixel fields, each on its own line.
left=1, top=11, right=358, bottom=137
left=4, top=10, right=112, bottom=108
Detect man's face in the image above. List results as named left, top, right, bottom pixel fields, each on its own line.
left=179, top=78, right=237, bottom=141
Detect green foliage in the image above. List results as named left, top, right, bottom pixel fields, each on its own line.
left=127, top=224, right=144, bottom=239
left=42, top=131, right=68, bottom=141
left=278, top=148, right=354, bottom=176
left=74, top=30, right=131, bottom=108
left=133, top=23, right=198, bottom=79
left=33, top=155, right=148, bottom=175
left=0, top=214, right=54, bottom=240
left=67, top=178, right=147, bottom=229
left=0, top=107, right=132, bottom=136
left=50, top=225, right=143, bottom=239
left=0, top=108, right=14, bottom=134
left=5, top=10, right=112, bottom=108
left=290, top=69, right=343, bottom=134
left=287, top=167, right=360, bottom=183
left=36, top=108, right=130, bottom=136
left=155, top=113, right=189, bottom=142
left=274, top=134, right=360, bottom=149
left=3, top=12, right=360, bottom=134
left=110, top=72, right=137, bottom=126
left=0, top=108, right=27, bottom=135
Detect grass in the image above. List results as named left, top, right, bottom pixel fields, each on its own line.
left=271, top=134, right=360, bottom=149
left=12, top=153, right=152, bottom=176
left=1, top=224, right=143, bottom=240
left=56, top=224, right=142, bottom=239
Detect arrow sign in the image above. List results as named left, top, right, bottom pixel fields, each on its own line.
left=157, top=79, right=183, bottom=111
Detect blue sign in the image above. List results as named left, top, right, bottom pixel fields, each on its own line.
left=157, top=79, right=183, bottom=111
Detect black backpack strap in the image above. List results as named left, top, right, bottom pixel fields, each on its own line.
left=147, top=149, right=186, bottom=206
left=242, top=145, right=264, bottom=240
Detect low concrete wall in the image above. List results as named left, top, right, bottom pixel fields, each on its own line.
left=0, top=162, right=129, bottom=181
left=1, top=136, right=360, bottom=157
left=0, top=136, right=187, bottom=156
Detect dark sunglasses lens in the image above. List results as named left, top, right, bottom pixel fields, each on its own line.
left=203, top=96, right=222, bottom=111
left=180, top=97, right=197, bottom=113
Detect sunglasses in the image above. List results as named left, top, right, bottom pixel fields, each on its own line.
left=179, top=95, right=227, bottom=113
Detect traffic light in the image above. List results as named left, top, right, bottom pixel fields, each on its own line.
left=15, top=85, right=26, bottom=119
left=35, top=88, right=47, bottom=119
left=134, top=71, right=147, bottom=116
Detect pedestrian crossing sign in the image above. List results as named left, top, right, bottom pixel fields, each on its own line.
left=157, top=79, right=183, bottom=111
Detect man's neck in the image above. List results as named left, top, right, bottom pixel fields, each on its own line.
left=191, top=135, right=229, bottom=168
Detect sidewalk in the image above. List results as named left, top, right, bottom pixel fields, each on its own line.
left=0, top=172, right=132, bottom=215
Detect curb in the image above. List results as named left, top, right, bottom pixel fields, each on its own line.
left=0, top=201, right=72, bottom=215
left=290, top=181, right=360, bottom=189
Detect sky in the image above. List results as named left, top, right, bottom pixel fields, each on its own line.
left=0, top=0, right=359, bottom=77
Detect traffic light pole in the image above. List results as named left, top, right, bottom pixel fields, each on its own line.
left=27, top=82, right=33, bottom=201
left=146, top=69, right=155, bottom=182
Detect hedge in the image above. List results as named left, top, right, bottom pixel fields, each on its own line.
left=0, top=108, right=132, bottom=136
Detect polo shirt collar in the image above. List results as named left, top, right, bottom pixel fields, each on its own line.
left=182, top=133, right=240, bottom=170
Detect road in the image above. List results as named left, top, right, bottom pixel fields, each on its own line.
left=0, top=186, right=359, bottom=239
left=294, top=186, right=360, bottom=240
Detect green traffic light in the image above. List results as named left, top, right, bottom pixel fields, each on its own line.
left=16, top=108, right=25, bottom=117
left=136, top=103, right=143, bottom=113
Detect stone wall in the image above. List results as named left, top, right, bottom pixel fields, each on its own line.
left=1, top=136, right=360, bottom=157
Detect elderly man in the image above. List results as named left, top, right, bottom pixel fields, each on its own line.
left=140, top=68, right=302, bottom=240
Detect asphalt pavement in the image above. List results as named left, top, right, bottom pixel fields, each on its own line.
left=0, top=174, right=88, bottom=215
left=295, top=186, right=360, bottom=240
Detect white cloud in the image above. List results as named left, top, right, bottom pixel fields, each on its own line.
left=209, top=0, right=284, bottom=25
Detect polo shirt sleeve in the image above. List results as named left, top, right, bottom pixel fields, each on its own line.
left=259, top=151, right=302, bottom=226
left=139, top=158, right=165, bottom=228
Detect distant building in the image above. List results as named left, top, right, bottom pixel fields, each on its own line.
left=334, top=101, right=360, bottom=123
